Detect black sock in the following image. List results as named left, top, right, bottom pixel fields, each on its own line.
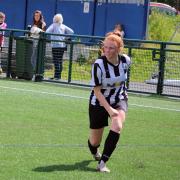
left=100, top=130, right=120, bottom=163
left=88, top=139, right=100, bottom=155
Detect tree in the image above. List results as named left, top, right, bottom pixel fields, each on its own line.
left=154, top=0, right=180, bottom=10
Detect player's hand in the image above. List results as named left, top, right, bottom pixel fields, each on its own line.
left=109, top=107, right=119, bottom=119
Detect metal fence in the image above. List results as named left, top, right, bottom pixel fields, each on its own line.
left=0, top=29, right=180, bottom=98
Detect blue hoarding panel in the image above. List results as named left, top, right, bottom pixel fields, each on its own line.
left=0, top=0, right=26, bottom=29
left=94, top=1, right=149, bottom=39
left=107, top=4, right=147, bottom=39
left=56, top=1, right=95, bottom=35
left=92, top=2, right=107, bottom=36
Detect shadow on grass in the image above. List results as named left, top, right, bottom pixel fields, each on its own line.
left=32, top=160, right=96, bottom=172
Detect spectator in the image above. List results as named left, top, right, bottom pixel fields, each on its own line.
left=113, top=23, right=125, bottom=38
left=0, top=12, right=7, bottom=74
left=46, top=13, right=74, bottom=80
left=31, top=10, right=46, bottom=31
left=30, top=10, right=46, bottom=70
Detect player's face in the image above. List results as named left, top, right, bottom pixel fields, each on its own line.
left=103, top=40, right=119, bottom=60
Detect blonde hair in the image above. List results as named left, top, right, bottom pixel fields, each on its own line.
left=53, top=14, right=63, bottom=24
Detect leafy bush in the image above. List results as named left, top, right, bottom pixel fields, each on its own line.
left=148, top=11, right=180, bottom=41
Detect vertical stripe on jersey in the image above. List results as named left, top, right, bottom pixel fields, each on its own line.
left=114, top=86, right=122, bottom=105
left=106, top=88, right=116, bottom=103
left=89, top=91, right=94, bottom=104
left=114, top=66, right=120, bottom=76
left=93, top=63, right=100, bottom=85
left=102, top=58, right=110, bottom=78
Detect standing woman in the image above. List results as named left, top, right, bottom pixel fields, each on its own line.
left=88, top=32, right=131, bottom=172
left=30, top=10, right=46, bottom=69
left=32, top=10, right=46, bottom=31
left=46, top=14, right=74, bottom=80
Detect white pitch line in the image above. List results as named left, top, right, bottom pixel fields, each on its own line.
left=130, top=103, right=180, bottom=112
left=0, top=85, right=180, bottom=112
left=0, top=143, right=180, bottom=148
left=0, top=85, right=87, bottom=99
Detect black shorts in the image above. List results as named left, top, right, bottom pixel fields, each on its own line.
left=89, top=100, right=128, bottom=129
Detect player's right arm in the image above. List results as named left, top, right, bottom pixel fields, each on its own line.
left=93, top=86, right=119, bottom=118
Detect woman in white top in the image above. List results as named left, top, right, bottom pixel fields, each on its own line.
left=46, top=14, right=74, bottom=79
left=30, top=10, right=46, bottom=71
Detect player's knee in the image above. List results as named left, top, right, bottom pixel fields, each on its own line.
left=90, top=140, right=100, bottom=146
left=115, top=125, right=122, bottom=133
left=111, top=121, right=123, bottom=133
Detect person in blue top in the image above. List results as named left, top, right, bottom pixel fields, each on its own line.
left=46, top=14, right=74, bottom=80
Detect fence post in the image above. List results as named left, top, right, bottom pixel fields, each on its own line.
left=127, top=47, right=132, bottom=89
left=157, top=42, right=166, bottom=95
left=35, top=32, right=46, bottom=81
left=7, top=31, right=14, bottom=78
left=68, top=42, right=74, bottom=83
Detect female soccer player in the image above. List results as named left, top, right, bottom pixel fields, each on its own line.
left=88, top=32, right=131, bottom=172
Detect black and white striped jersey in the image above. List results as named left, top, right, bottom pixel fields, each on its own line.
left=89, top=54, right=131, bottom=106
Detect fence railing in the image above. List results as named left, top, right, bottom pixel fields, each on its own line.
left=0, top=28, right=180, bottom=98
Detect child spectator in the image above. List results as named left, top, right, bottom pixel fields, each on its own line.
left=0, top=12, right=7, bottom=74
